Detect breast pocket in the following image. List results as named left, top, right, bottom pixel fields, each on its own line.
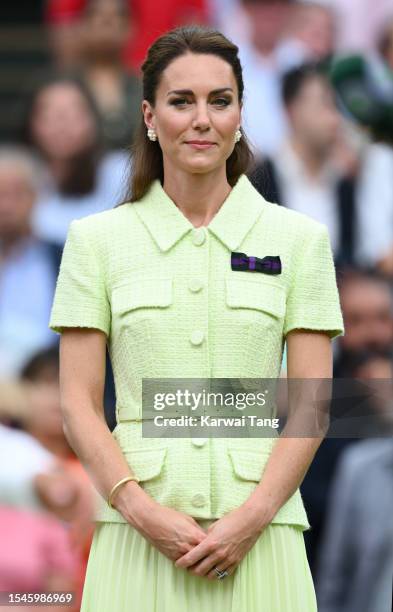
left=224, top=277, right=286, bottom=377
left=226, top=277, right=285, bottom=323
left=111, top=278, right=173, bottom=324
left=110, top=278, right=174, bottom=401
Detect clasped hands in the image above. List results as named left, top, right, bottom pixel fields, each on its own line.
left=174, top=504, right=265, bottom=580
left=130, top=492, right=267, bottom=581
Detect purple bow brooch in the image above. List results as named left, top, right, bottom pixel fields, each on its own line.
left=231, top=252, right=282, bottom=275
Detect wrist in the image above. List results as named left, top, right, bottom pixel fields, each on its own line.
left=242, top=489, right=277, bottom=532
left=112, top=480, right=155, bottom=526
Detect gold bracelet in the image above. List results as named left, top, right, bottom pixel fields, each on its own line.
left=108, top=475, right=140, bottom=509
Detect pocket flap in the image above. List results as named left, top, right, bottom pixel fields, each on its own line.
left=112, top=279, right=173, bottom=314
left=226, top=279, right=285, bottom=318
left=227, top=448, right=271, bottom=482
left=122, top=447, right=167, bottom=482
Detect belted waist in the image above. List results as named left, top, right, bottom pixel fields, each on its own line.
left=116, top=405, right=193, bottom=422
left=116, top=403, right=278, bottom=423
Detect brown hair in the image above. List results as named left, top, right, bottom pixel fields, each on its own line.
left=121, top=24, right=254, bottom=204
left=22, top=71, right=104, bottom=196
left=378, top=17, right=393, bottom=62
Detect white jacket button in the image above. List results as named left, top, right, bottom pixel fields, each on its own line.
left=192, top=228, right=206, bottom=246
left=191, top=494, right=206, bottom=507
left=190, top=330, right=204, bottom=345
left=192, top=438, right=207, bottom=447
left=188, top=279, right=203, bottom=293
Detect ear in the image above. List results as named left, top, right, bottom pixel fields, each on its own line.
left=142, top=99, right=155, bottom=131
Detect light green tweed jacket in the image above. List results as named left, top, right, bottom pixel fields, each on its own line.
left=49, top=174, right=345, bottom=529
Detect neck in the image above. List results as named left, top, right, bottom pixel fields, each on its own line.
left=252, top=37, right=276, bottom=59
left=162, top=166, right=232, bottom=227
left=0, top=226, right=31, bottom=257
left=84, top=53, right=123, bottom=70
left=48, top=157, right=70, bottom=184
left=289, top=136, right=329, bottom=179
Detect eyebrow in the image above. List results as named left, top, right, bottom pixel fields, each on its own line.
left=166, top=87, right=234, bottom=96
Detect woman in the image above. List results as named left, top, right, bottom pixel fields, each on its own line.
left=23, top=73, right=128, bottom=246
left=49, top=25, right=344, bottom=611
left=76, top=0, right=142, bottom=150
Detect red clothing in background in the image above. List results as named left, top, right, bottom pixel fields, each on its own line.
left=46, top=0, right=85, bottom=24
left=45, top=0, right=209, bottom=71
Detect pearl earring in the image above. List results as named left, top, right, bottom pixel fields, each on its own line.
left=147, top=127, right=157, bottom=141
left=234, top=129, right=242, bottom=143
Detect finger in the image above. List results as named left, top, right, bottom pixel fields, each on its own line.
left=174, top=538, right=213, bottom=568
left=187, top=554, right=222, bottom=577
left=206, top=563, right=237, bottom=581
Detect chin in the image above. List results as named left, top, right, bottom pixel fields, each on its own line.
left=183, top=158, right=222, bottom=173
left=186, top=165, right=218, bottom=176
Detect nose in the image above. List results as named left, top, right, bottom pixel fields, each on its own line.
left=191, top=101, right=211, bottom=132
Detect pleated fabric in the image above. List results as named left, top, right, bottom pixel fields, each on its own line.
left=80, top=519, right=317, bottom=612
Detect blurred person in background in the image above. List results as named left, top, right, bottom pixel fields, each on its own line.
left=0, top=403, right=81, bottom=610
left=329, top=53, right=393, bottom=276
left=21, top=347, right=96, bottom=605
left=335, top=269, right=393, bottom=375
left=75, top=0, right=143, bottom=150
left=46, top=0, right=87, bottom=70
left=301, top=267, right=393, bottom=574
left=278, top=2, right=336, bottom=65
left=378, top=15, right=393, bottom=71
left=22, top=73, right=128, bottom=247
left=0, top=348, right=96, bottom=544
left=250, top=63, right=358, bottom=267
left=0, top=147, right=60, bottom=378
left=327, top=0, right=393, bottom=55
left=0, top=504, right=80, bottom=612
left=316, top=374, right=393, bottom=612
left=233, top=0, right=296, bottom=156
left=20, top=347, right=96, bottom=543
left=334, top=349, right=393, bottom=436
left=0, top=420, right=82, bottom=611
left=0, top=346, right=97, bottom=610
left=45, top=0, right=209, bottom=73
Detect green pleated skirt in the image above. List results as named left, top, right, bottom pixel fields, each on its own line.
left=80, top=519, right=317, bottom=612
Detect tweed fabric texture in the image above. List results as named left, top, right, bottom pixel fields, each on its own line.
left=49, top=174, right=344, bottom=529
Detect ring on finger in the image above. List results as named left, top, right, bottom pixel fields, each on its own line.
left=213, top=566, right=229, bottom=580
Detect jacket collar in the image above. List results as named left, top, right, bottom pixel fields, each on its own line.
left=132, top=174, right=267, bottom=252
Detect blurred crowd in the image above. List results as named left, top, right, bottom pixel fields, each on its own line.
left=1, top=1, right=393, bottom=611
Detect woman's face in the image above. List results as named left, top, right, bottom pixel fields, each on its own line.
left=142, top=53, right=242, bottom=177
left=30, top=83, right=97, bottom=160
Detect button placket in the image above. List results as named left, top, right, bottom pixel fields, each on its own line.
left=186, top=226, right=211, bottom=515
left=189, top=227, right=208, bottom=348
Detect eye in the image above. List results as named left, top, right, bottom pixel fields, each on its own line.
left=169, top=98, right=190, bottom=106
left=212, top=98, right=231, bottom=107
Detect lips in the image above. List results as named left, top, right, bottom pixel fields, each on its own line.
left=185, top=140, right=217, bottom=150
left=185, top=141, right=216, bottom=145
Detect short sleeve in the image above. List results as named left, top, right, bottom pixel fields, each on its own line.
left=283, top=225, right=345, bottom=339
left=48, top=219, right=110, bottom=336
